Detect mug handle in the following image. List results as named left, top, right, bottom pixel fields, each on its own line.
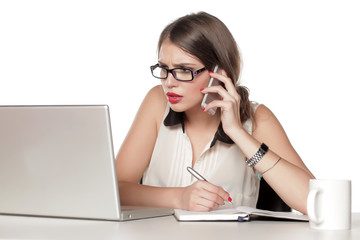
left=307, top=188, right=324, bottom=224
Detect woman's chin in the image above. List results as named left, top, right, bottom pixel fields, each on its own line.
left=169, top=103, right=185, bottom=112
left=169, top=102, right=202, bottom=113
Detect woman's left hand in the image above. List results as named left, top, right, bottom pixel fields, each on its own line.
left=201, top=71, right=243, bottom=136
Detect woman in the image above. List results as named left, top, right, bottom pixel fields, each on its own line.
left=116, top=12, right=314, bottom=214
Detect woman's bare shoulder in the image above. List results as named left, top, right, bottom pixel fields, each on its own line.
left=253, top=104, right=275, bottom=122
left=138, top=85, right=167, bottom=129
left=146, top=85, right=167, bottom=105
left=116, top=85, right=167, bottom=182
left=252, top=104, right=284, bottom=137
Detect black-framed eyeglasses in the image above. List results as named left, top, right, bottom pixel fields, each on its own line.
left=150, top=64, right=207, bottom=81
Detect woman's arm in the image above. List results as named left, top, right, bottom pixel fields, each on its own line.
left=115, top=85, right=170, bottom=206
left=202, top=71, right=314, bottom=214
left=234, top=105, right=314, bottom=214
left=116, top=85, right=229, bottom=211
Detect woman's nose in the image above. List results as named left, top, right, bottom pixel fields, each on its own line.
left=163, top=72, right=178, bottom=88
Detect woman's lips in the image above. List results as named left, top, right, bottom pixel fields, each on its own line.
left=166, top=92, right=183, bottom=103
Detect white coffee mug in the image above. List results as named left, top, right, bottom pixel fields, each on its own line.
left=307, top=179, right=351, bottom=230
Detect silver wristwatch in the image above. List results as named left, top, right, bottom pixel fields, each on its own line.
left=245, top=143, right=269, bottom=168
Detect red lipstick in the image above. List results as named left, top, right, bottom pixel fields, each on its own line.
left=166, top=92, right=183, bottom=103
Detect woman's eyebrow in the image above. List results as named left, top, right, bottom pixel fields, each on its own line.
left=157, top=61, right=169, bottom=68
left=158, top=61, right=197, bottom=68
left=172, top=63, right=197, bottom=68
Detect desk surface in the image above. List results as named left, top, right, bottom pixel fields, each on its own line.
left=0, top=213, right=359, bottom=240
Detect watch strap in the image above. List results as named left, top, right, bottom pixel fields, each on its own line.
left=245, top=143, right=269, bottom=168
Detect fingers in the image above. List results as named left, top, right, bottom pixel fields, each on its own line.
left=199, top=180, right=229, bottom=203
left=201, top=71, right=241, bottom=117
left=201, top=73, right=240, bottom=105
left=201, top=87, right=240, bottom=116
left=185, top=181, right=230, bottom=212
left=209, top=71, right=239, bottom=98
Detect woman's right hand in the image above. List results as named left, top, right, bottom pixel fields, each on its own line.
left=180, top=180, right=230, bottom=212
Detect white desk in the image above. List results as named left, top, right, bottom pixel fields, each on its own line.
left=0, top=213, right=359, bottom=240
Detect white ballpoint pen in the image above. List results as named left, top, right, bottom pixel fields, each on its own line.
left=186, top=166, right=232, bottom=204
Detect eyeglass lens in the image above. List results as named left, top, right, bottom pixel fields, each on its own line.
left=152, top=65, right=193, bottom=81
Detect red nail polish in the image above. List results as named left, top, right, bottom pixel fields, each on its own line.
left=200, top=88, right=204, bottom=91
left=209, top=71, right=214, bottom=74
left=228, top=197, right=232, bottom=202
left=202, top=108, right=205, bottom=112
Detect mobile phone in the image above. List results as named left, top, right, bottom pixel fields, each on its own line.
left=201, top=65, right=222, bottom=115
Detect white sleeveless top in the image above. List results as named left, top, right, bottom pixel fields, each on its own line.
left=143, top=102, right=260, bottom=207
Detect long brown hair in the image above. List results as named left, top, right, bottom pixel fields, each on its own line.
left=158, top=12, right=253, bottom=123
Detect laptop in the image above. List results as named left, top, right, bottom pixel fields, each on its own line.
left=0, top=105, right=173, bottom=221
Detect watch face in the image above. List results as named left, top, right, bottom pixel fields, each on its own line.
left=260, top=143, right=269, bottom=153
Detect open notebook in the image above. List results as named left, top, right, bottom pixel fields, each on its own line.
left=174, top=206, right=309, bottom=222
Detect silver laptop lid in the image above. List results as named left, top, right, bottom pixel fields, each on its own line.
left=0, top=105, right=121, bottom=220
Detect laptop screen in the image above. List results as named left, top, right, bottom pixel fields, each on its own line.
left=0, top=105, right=121, bottom=220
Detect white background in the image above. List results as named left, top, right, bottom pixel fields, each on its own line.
left=1, top=0, right=359, bottom=211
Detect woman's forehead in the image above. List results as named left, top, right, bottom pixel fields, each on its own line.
left=158, top=39, right=202, bottom=66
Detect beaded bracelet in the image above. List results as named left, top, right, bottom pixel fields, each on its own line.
left=258, top=157, right=282, bottom=180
